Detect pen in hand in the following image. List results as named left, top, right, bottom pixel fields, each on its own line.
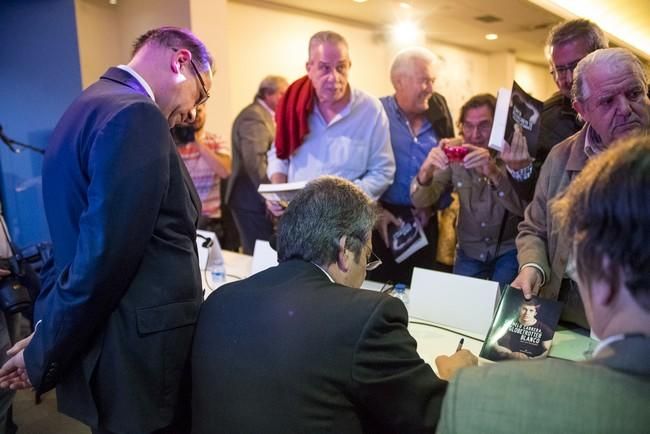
left=456, top=338, right=464, bottom=352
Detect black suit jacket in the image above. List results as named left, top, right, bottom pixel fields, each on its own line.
left=192, top=260, right=446, bottom=434
left=25, top=67, right=203, bottom=433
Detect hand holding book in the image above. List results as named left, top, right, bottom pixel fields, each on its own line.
left=500, top=124, right=533, bottom=171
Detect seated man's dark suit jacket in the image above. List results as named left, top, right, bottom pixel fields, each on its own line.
left=192, top=259, right=447, bottom=433
left=24, top=67, right=203, bottom=433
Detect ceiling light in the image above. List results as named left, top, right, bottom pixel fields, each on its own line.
left=485, top=33, right=498, bottom=41
left=352, top=0, right=368, bottom=3
left=109, top=0, right=117, bottom=4
left=399, top=2, right=412, bottom=8
left=391, top=21, right=420, bottom=45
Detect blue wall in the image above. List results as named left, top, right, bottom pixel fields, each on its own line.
left=0, top=0, right=82, bottom=247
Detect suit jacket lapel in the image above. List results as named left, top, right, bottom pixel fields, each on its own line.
left=102, top=67, right=203, bottom=222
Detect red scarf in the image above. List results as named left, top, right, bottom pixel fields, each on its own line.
left=275, top=75, right=315, bottom=159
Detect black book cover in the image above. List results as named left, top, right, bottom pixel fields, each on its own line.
left=480, top=285, right=563, bottom=361
left=388, top=214, right=428, bottom=264
left=488, top=81, right=544, bottom=152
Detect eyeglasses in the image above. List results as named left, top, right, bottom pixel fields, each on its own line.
left=172, top=48, right=210, bottom=106
left=550, top=59, right=580, bottom=79
left=366, top=250, right=382, bottom=271
left=461, top=121, right=492, bottom=136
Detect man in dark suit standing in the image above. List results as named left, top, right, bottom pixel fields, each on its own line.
left=225, top=75, right=288, bottom=254
left=0, top=27, right=212, bottom=434
left=192, top=176, right=475, bottom=433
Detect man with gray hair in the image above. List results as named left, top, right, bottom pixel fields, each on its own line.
left=368, top=47, right=455, bottom=285
left=537, top=18, right=608, bottom=163
left=226, top=75, right=288, bottom=254
left=266, top=31, right=395, bottom=215
left=512, top=47, right=650, bottom=327
left=192, top=175, right=475, bottom=433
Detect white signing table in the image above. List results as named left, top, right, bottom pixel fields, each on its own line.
left=208, top=250, right=595, bottom=373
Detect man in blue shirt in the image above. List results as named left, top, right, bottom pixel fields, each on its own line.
left=368, top=47, right=454, bottom=285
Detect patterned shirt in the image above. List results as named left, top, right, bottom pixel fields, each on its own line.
left=178, top=131, right=230, bottom=218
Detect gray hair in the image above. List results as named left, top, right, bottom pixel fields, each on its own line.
left=277, top=176, right=378, bottom=267
left=390, top=47, right=438, bottom=86
left=308, top=31, right=349, bottom=60
left=571, top=48, right=647, bottom=103
left=255, top=75, right=288, bottom=100
left=544, top=19, right=608, bottom=61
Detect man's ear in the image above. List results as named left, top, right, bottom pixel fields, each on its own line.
left=171, top=48, right=191, bottom=74
left=305, top=61, right=311, bottom=74
left=336, top=235, right=350, bottom=273
left=592, top=256, right=618, bottom=307
left=572, top=100, right=587, bottom=123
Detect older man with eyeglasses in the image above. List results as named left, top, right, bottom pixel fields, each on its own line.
left=191, top=175, right=475, bottom=433
left=411, top=94, right=528, bottom=285
left=0, top=27, right=212, bottom=434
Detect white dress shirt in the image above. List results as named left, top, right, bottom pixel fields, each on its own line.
left=267, top=87, right=395, bottom=201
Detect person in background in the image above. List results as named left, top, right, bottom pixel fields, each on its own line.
left=411, top=94, right=528, bottom=285
left=192, top=175, right=475, bottom=433
left=225, top=75, right=288, bottom=254
left=0, top=27, right=211, bottom=434
left=368, top=48, right=454, bottom=285
left=512, top=48, right=650, bottom=328
left=266, top=30, right=395, bottom=216
left=504, top=19, right=610, bottom=203
left=173, top=104, right=234, bottom=249
left=435, top=134, right=650, bottom=434
left=537, top=19, right=608, bottom=163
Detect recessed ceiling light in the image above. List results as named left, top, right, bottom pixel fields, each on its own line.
left=109, top=0, right=117, bottom=4
left=392, top=21, right=420, bottom=45
left=353, top=0, right=368, bottom=3
left=485, top=33, right=498, bottom=41
left=399, top=2, right=412, bottom=8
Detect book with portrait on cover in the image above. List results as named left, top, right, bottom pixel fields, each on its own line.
left=488, top=81, right=543, bottom=152
left=480, top=285, right=563, bottom=361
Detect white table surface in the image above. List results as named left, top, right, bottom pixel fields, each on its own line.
left=207, top=250, right=594, bottom=369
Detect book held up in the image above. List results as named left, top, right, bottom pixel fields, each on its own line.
left=479, top=285, right=562, bottom=362
left=388, top=214, right=428, bottom=264
left=488, top=81, right=543, bottom=152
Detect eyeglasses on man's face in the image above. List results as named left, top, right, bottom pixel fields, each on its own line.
left=366, top=249, right=382, bottom=271
left=172, top=48, right=210, bottom=106
left=462, top=121, right=492, bottom=136
left=550, top=59, right=580, bottom=79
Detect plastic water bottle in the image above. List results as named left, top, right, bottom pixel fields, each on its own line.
left=392, top=283, right=409, bottom=310
left=206, top=238, right=226, bottom=287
